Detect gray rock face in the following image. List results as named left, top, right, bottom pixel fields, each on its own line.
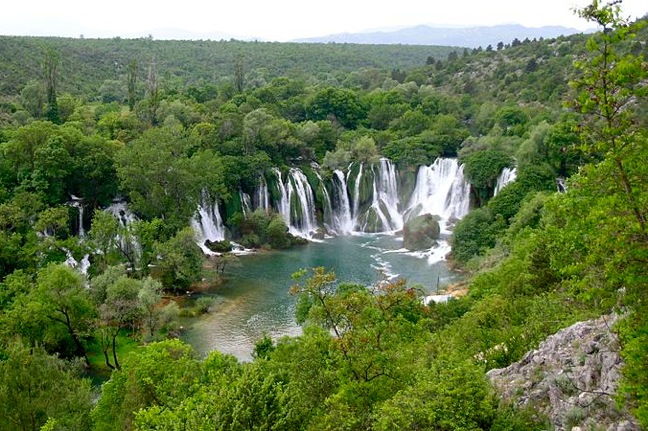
left=487, top=314, right=640, bottom=431
left=402, top=214, right=440, bottom=251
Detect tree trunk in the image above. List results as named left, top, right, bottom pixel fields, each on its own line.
left=112, top=328, right=121, bottom=370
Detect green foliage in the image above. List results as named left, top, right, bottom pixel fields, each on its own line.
left=452, top=208, right=506, bottom=263
left=152, top=227, right=204, bottom=290
left=92, top=339, right=204, bottom=431
left=374, top=358, right=497, bottom=430
left=0, top=341, right=93, bottom=431
left=0, top=7, right=646, bottom=429
left=308, top=87, right=367, bottom=129
left=462, top=149, right=513, bottom=205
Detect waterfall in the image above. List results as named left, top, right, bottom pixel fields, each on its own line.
left=215, top=158, right=473, bottom=241
left=445, top=164, right=471, bottom=221
left=359, top=160, right=403, bottom=232
left=255, top=178, right=270, bottom=213
left=105, top=201, right=137, bottom=227
left=64, top=249, right=90, bottom=276
left=331, top=170, right=354, bottom=234
left=376, top=158, right=403, bottom=231
left=494, top=167, right=517, bottom=196
left=274, top=168, right=291, bottom=225
left=273, top=168, right=318, bottom=238
left=103, top=200, right=142, bottom=263
left=406, top=158, right=471, bottom=230
left=289, top=168, right=317, bottom=236
left=351, top=163, right=363, bottom=225
left=191, top=191, right=225, bottom=254
left=77, top=204, right=85, bottom=237
left=69, top=196, right=85, bottom=237
left=367, top=167, right=392, bottom=231
left=240, top=191, right=252, bottom=217
left=316, top=172, right=335, bottom=233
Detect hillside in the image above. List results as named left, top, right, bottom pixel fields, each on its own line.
left=0, top=36, right=458, bottom=98
left=295, top=24, right=586, bottom=48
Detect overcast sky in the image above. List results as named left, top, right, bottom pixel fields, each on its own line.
left=1, top=0, right=646, bottom=41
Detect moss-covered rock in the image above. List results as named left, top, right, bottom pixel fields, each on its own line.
left=403, top=214, right=440, bottom=250
left=205, top=240, right=233, bottom=253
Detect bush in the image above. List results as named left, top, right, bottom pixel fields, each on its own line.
left=452, top=208, right=506, bottom=263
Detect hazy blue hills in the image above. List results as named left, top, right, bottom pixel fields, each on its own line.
left=293, top=24, right=587, bottom=47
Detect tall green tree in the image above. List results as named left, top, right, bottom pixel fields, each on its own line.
left=571, top=0, right=648, bottom=238
left=41, top=46, right=61, bottom=124
left=127, top=59, right=138, bottom=111
left=568, top=1, right=648, bottom=424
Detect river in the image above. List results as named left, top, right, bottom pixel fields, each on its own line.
left=182, top=233, right=459, bottom=361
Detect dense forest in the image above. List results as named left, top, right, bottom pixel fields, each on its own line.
left=0, top=1, right=647, bottom=429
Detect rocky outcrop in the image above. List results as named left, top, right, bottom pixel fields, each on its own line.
left=403, top=214, right=440, bottom=250
left=487, top=314, right=639, bottom=431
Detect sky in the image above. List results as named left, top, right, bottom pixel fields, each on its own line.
left=1, top=0, right=646, bottom=41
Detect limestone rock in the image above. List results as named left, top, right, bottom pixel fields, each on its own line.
left=487, top=314, right=640, bottom=431
left=403, top=214, right=440, bottom=251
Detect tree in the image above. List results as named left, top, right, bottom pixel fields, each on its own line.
left=20, top=81, right=45, bottom=118
left=0, top=341, right=93, bottom=431
left=152, top=228, right=204, bottom=290
left=374, top=358, right=497, bottom=430
left=36, top=264, right=95, bottom=365
left=127, top=59, right=138, bottom=110
left=138, top=277, right=164, bottom=339
left=570, top=0, right=648, bottom=237
left=41, top=46, right=61, bottom=124
left=289, top=268, right=431, bottom=428
left=92, top=340, right=205, bottom=431
left=462, top=150, right=513, bottom=206
left=145, top=58, right=159, bottom=125
left=308, top=87, right=367, bottom=129
left=568, top=1, right=648, bottom=423
left=98, top=276, right=143, bottom=370
left=234, top=54, right=245, bottom=93
left=115, top=127, right=202, bottom=231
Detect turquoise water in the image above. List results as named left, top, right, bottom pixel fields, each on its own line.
left=183, top=234, right=458, bottom=360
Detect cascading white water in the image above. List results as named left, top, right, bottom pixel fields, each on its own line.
left=367, top=167, right=393, bottom=231
left=255, top=178, right=270, bottom=213
left=406, top=158, right=471, bottom=231
left=64, top=249, right=90, bottom=276
left=273, top=168, right=318, bottom=238
left=351, top=163, right=363, bottom=226
left=274, top=168, right=291, bottom=225
left=444, top=164, right=471, bottom=221
left=105, top=201, right=138, bottom=227
left=77, top=204, right=85, bottom=237
left=316, top=172, right=335, bottom=233
left=375, top=158, right=403, bottom=231
left=331, top=170, right=354, bottom=234
left=494, top=167, right=517, bottom=196
left=191, top=191, right=225, bottom=255
left=69, top=196, right=85, bottom=237
left=240, top=191, right=252, bottom=217
left=289, top=168, right=317, bottom=236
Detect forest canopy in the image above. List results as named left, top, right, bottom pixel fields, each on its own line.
left=0, top=1, right=647, bottom=429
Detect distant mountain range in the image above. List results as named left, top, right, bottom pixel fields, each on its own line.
left=292, top=24, right=588, bottom=48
